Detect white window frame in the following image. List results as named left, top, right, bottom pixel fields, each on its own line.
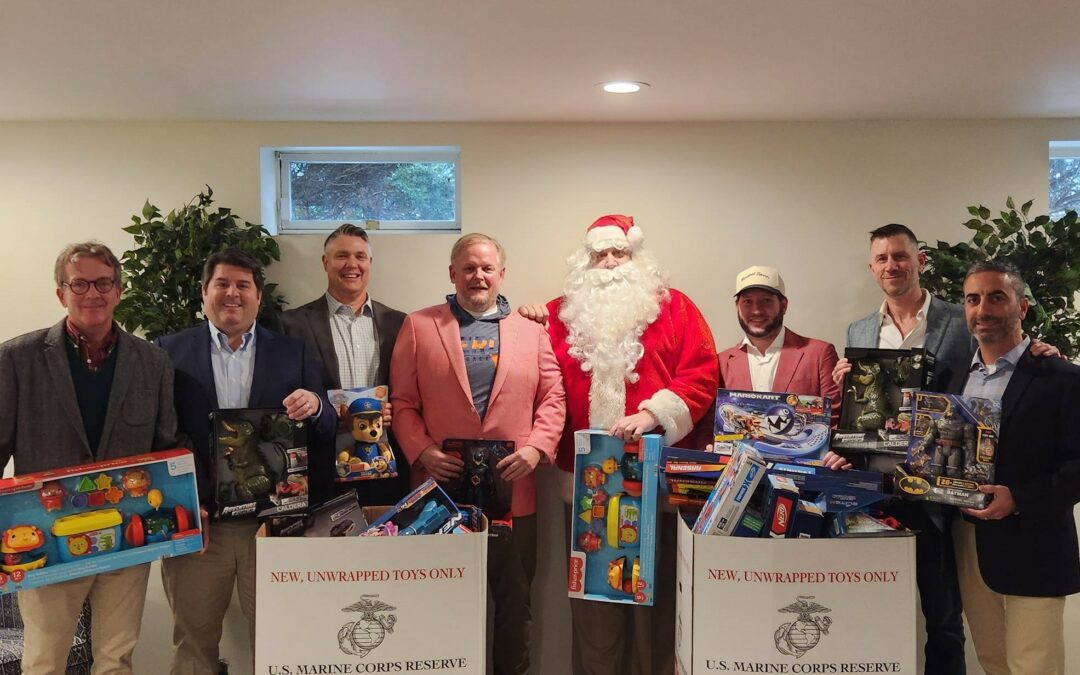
left=261, top=146, right=461, bottom=234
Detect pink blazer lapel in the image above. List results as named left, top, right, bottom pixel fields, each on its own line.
left=488, top=316, right=517, bottom=404
left=773, top=331, right=804, bottom=393
left=725, top=349, right=753, bottom=390
left=434, top=305, right=474, bottom=405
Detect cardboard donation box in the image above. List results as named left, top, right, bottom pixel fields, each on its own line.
left=676, top=517, right=916, bottom=674
left=0, top=449, right=202, bottom=594
left=255, top=507, right=489, bottom=673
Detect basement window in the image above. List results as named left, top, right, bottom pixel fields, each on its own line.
left=262, top=147, right=460, bottom=233
left=1049, top=141, right=1080, bottom=219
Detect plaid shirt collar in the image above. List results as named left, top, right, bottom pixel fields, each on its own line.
left=64, top=318, right=118, bottom=373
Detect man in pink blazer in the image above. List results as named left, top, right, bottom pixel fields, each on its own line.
left=717, top=266, right=841, bottom=425
left=390, top=233, right=565, bottom=675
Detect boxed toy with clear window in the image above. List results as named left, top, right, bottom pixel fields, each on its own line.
left=692, top=442, right=767, bottom=536
left=713, top=389, right=831, bottom=460
left=832, top=347, right=935, bottom=456
left=568, top=431, right=660, bottom=605
left=362, top=478, right=465, bottom=536
left=210, top=408, right=310, bottom=520
left=327, top=385, right=398, bottom=482
left=0, top=449, right=202, bottom=594
left=441, top=438, right=515, bottom=519
left=896, top=392, right=999, bottom=508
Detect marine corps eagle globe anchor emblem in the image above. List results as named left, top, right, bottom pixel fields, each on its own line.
left=774, top=595, right=831, bottom=658
left=338, top=595, right=398, bottom=657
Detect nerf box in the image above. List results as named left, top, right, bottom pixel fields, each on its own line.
left=675, top=516, right=916, bottom=674
left=327, top=385, right=398, bottom=482
left=896, top=392, right=1000, bottom=508
left=760, top=474, right=800, bottom=539
left=693, top=443, right=767, bottom=536
left=255, top=494, right=488, bottom=672
left=0, top=449, right=202, bottom=595
left=713, top=389, right=831, bottom=460
left=832, top=347, right=934, bottom=456
left=210, top=408, right=310, bottom=520
left=568, top=431, right=661, bottom=606
left=766, top=460, right=888, bottom=513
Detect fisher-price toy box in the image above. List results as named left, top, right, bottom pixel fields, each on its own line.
left=0, top=449, right=202, bottom=595
left=568, top=431, right=660, bottom=606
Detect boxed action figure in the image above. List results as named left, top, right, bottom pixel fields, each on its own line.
left=441, top=438, right=514, bottom=519
left=327, top=385, right=398, bottom=482
left=713, top=389, right=831, bottom=460
left=211, top=408, right=310, bottom=520
left=897, top=392, right=999, bottom=508
left=568, top=431, right=661, bottom=605
left=0, top=449, right=202, bottom=594
left=692, top=442, right=767, bottom=536
left=832, top=348, right=935, bottom=456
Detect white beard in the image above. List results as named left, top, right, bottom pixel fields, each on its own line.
left=559, top=261, right=664, bottom=428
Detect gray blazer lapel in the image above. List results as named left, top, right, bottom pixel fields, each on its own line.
left=43, top=321, right=91, bottom=452
left=373, top=301, right=393, bottom=386
left=307, top=298, right=341, bottom=390
left=96, top=330, right=136, bottom=453
left=925, top=296, right=951, bottom=358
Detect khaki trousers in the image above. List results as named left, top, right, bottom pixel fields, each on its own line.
left=161, top=519, right=260, bottom=675
left=953, top=517, right=1065, bottom=675
left=18, top=563, right=151, bottom=675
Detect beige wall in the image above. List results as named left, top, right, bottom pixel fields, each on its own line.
left=2, top=119, right=1079, bottom=674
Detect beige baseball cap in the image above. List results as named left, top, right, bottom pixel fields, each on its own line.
left=734, top=265, right=786, bottom=297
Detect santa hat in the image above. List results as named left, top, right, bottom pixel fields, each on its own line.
left=584, top=214, right=644, bottom=251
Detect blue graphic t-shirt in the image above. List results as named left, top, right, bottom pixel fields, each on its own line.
left=447, top=294, right=510, bottom=420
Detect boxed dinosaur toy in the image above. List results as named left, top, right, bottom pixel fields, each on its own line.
left=832, top=348, right=935, bottom=456
left=210, top=408, right=310, bottom=520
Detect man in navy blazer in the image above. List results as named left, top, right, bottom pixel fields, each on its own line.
left=945, top=261, right=1080, bottom=674
left=157, top=249, right=334, bottom=674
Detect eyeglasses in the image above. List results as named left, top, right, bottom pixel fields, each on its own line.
left=62, top=277, right=117, bottom=295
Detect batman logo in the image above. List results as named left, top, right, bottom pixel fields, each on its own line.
left=898, top=476, right=931, bottom=495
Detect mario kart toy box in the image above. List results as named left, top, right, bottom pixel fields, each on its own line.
left=568, top=431, right=661, bottom=606
left=210, top=408, right=310, bottom=520
left=713, top=389, right=831, bottom=461
left=0, top=449, right=202, bottom=595
left=832, top=347, right=934, bottom=456
left=895, top=392, right=999, bottom=508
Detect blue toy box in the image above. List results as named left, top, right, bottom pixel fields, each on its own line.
left=568, top=431, right=660, bottom=606
left=0, top=449, right=203, bottom=595
left=713, top=389, right=831, bottom=460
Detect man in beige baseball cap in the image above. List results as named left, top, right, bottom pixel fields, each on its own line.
left=718, top=265, right=840, bottom=423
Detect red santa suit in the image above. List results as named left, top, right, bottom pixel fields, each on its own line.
left=546, top=288, right=718, bottom=471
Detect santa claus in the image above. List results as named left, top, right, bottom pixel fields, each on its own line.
left=521, top=214, right=717, bottom=674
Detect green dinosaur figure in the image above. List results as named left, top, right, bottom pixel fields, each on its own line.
left=217, top=418, right=273, bottom=501
left=850, top=361, right=888, bottom=431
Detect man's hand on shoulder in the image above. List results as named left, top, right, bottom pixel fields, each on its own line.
left=497, top=446, right=542, bottom=482
left=832, top=358, right=852, bottom=387
left=517, top=303, right=549, bottom=325
left=419, top=445, right=464, bottom=482
left=283, top=389, right=322, bottom=421
left=1029, top=339, right=1064, bottom=360
left=609, top=411, right=659, bottom=442
left=962, top=484, right=1016, bottom=521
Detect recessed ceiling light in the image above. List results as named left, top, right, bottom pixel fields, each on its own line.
left=600, top=81, right=649, bottom=94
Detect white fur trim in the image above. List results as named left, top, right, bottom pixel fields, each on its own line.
left=626, top=224, right=644, bottom=250
left=639, top=388, right=692, bottom=445
left=585, top=225, right=628, bottom=248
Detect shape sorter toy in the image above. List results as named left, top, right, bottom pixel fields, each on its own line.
left=0, top=449, right=202, bottom=594
left=568, top=431, right=660, bottom=605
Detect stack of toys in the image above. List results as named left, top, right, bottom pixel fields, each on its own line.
left=361, top=479, right=471, bottom=536
left=328, top=385, right=398, bottom=482
left=713, top=389, right=831, bottom=460
left=895, top=392, right=999, bottom=508
left=211, top=408, right=310, bottom=520
left=658, top=446, right=729, bottom=512
left=0, top=449, right=202, bottom=594
left=568, top=431, right=660, bottom=605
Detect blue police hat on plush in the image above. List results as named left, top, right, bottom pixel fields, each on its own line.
left=348, top=397, right=382, bottom=416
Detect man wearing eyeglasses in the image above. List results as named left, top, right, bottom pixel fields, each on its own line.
left=281, top=224, right=409, bottom=506
left=0, top=241, right=178, bottom=674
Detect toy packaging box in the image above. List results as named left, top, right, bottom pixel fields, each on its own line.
left=266, top=489, right=371, bottom=538
left=896, top=392, right=1000, bottom=508
left=692, top=442, right=767, bottom=536
left=440, top=438, right=515, bottom=519
left=0, top=449, right=202, bottom=595
left=713, top=389, right=831, bottom=460
left=568, top=431, right=660, bottom=606
left=327, top=385, right=398, bottom=482
left=210, top=408, right=310, bottom=520
left=362, top=478, right=465, bottom=536
left=658, top=446, right=729, bottom=512
left=766, top=460, right=887, bottom=513
left=832, top=347, right=935, bottom=456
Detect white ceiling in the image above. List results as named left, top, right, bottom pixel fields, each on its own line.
left=4, top=0, right=1080, bottom=122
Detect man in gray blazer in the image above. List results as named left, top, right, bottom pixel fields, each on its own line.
left=0, top=241, right=178, bottom=675
left=280, top=224, right=409, bottom=506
